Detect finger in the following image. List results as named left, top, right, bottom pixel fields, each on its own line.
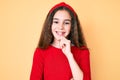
left=60, top=37, right=71, bottom=47
left=59, top=39, right=65, bottom=49
left=61, top=36, right=67, bottom=41
left=70, top=78, right=74, bottom=80
left=60, top=36, right=68, bottom=43
left=60, top=38, right=68, bottom=49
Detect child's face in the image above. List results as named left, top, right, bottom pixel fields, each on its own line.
left=51, top=10, right=71, bottom=41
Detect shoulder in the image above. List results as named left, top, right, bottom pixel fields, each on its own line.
left=35, top=47, right=46, bottom=52
left=33, top=48, right=46, bottom=58
left=34, top=46, right=53, bottom=56
left=72, top=46, right=89, bottom=51
left=71, top=46, right=90, bottom=62
left=71, top=46, right=90, bottom=55
left=34, top=48, right=44, bottom=54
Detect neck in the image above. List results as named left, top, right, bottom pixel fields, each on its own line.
left=51, top=39, right=61, bottom=48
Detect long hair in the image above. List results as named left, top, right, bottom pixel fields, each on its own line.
left=37, top=6, right=87, bottom=49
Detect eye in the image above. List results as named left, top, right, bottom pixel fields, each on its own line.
left=53, top=21, right=59, bottom=24
left=64, top=21, right=71, bottom=25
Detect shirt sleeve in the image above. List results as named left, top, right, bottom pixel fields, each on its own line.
left=30, top=48, right=44, bottom=80
left=79, top=49, right=91, bottom=80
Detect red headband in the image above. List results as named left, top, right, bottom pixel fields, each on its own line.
left=49, top=2, right=76, bottom=16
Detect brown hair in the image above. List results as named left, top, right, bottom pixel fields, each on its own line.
left=37, top=6, right=87, bottom=49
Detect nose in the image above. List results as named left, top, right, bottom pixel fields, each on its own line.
left=58, top=23, right=64, bottom=30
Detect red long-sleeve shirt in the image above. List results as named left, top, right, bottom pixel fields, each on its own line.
left=30, top=45, right=91, bottom=80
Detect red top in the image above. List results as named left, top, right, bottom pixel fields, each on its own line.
left=30, top=45, right=91, bottom=80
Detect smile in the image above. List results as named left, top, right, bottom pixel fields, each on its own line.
left=56, top=31, right=65, bottom=36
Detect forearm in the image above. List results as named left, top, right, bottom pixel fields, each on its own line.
left=67, top=53, right=83, bottom=80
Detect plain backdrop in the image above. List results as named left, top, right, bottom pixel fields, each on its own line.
left=0, top=0, right=120, bottom=80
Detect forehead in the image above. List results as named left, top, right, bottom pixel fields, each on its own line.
left=53, top=10, right=71, bottom=20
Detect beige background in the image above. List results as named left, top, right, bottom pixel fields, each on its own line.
left=0, top=0, right=120, bottom=80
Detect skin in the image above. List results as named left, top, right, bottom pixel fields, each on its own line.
left=51, top=10, right=83, bottom=80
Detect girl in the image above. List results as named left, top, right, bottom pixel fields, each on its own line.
left=30, top=2, right=91, bottom=80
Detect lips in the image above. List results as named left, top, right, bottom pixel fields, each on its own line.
left=56, top=31, right=65, bottom=36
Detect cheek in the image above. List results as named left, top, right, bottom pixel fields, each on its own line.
left=51, top=25, right=54, bottom=32
left=66, top=26, right=71, bottom=33
left=51, top=25, right=56, bottom=35
left=51, top=24, right=56, bottom=29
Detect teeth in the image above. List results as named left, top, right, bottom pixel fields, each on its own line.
left=56, top=31, right=65, bottom=36
left=58, top=32, right=62, bottom=35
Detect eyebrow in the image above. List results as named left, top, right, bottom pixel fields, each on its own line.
left=53, top=18, right=71, bottom=21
